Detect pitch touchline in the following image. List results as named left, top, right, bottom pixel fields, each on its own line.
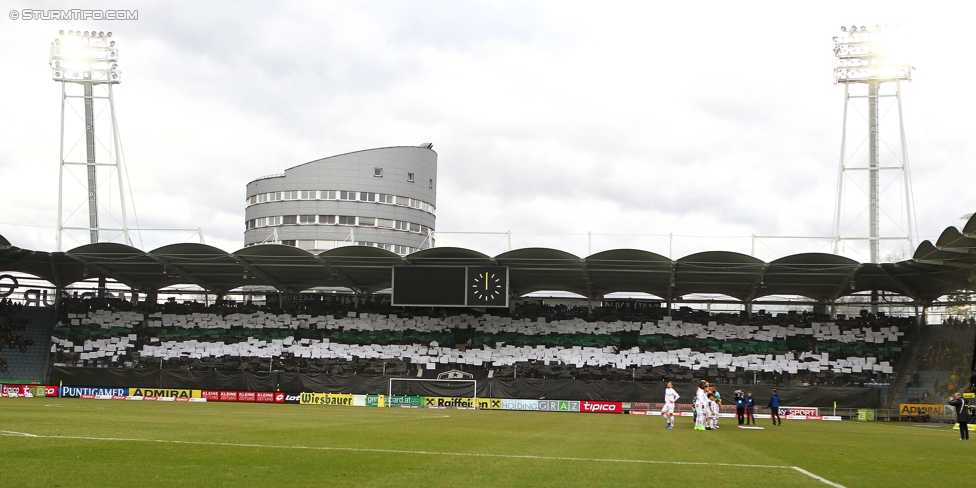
left=0, top=431, right=845, bottom=487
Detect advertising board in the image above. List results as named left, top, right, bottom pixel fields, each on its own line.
left=580, top=400, right=622, bottom=414
left=387, top=395, right=424, bottom=408
left=300, top=393, right=354, bottom=406
left=899, top=404, right=946, bottom=416
left=60, top=386, right=129, bottom=398
left=779, top=406, right=819, bottom=416
left=536, top=400, right=580, bottom=412
left=238, top=391, right=257, bottom=402
left=501, top=399, right=539, bottom=411
left=129, top=388, right=201, bottom=398
left=423, top=397, right=475, bottom=409
left=475, top=398, right=502, bottom=410
left=256, top=392, right=276, bottom=403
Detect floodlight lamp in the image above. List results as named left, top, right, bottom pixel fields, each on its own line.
left=49, top=31, right=121, bottom=84
left=840, top=26, right=847, bottom=32
left=59, top=30, right=65, bottom=35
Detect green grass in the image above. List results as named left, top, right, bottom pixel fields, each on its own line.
left=0, top=398, right=970, bottom=487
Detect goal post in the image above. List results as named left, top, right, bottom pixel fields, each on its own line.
left=388, top=377, right=478, bottom=408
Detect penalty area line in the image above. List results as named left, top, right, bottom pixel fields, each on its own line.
left=792, top=467, right=847, bottom=488
left=0, top=431, right=844, bottom=485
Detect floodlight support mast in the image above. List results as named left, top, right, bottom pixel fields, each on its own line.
left=830, top=24, right=916, bottom=271
left=51, top=30, right=131, bottom=250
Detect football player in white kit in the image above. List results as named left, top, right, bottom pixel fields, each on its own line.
left=694, top=380, right=709, bottom=431
left=662, top=381, right=679, bottom=429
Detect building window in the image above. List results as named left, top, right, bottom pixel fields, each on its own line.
left=248, top=195, right=257, bottom=205
left=338, top=215, right=356, bottom=225
left=282, top=215, right=298, bottom=225
left=299, top=215, right=316, bottom=224
left=407, top=172, right=415, bottom=183
left=301, top=190, right=316, bottom=199
left=267, top=216, right=282, bottom=226
left=281, top=240, right=296, bottom=247
left=374, top=168, right=383, bottom=177
left=378, top=193, right=394, bottom=204
left=340, top=191, right=357, bottom=200
left=394, top=220, right=408, bottom=231
left=257, top=194, right=268, bottom=203
left=321, top=190, right=336, bottom=200
left=319, top=215, right=336, bottom=225
left=270, top=192, right=282, bottom=201
left=359, top=192, right=376, bottom=202
left=409, top=222, right=421, bottom=233
left=359, top=217, right=375, bottom=227
left=395, top=196, right=409, bottom=206
left=282, top=191, right=299, bottom=200
left=377, top=218, right=394, bottom=228
left=429, top=179, right=433, bottom=189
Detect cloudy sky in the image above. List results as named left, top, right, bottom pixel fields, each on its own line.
left=0, top=0, right=973, bottom=262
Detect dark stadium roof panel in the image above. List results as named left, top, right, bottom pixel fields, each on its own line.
left=1, top=213, right=974, bottom=302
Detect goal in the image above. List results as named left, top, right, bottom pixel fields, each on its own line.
left=388, top=377, right=478, bottom=408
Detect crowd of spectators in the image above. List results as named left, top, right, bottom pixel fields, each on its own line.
left=0, top=298, right=34, bottom=372
left=47, top=296, right=915, bottom=386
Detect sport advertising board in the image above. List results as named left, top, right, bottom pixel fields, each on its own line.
left=580, top=400, right=623, bottom=414
left=779, top=406, right=819, bottom=416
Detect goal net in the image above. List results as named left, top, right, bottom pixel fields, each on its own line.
left=388, top=377, right=478, bottom=409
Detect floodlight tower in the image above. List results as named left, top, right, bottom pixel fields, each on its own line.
left=49, top=30, right=131, bottom=250
left=831, top=24, right=917, bottom=265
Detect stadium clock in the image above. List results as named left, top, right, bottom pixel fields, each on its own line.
left=466, top=267, right=508, bottom=307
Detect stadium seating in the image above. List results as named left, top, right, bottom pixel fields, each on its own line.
left=49, top=298, right=910, bottom=386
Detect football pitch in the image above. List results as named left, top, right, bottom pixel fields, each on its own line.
left=0, top=399, right=969, bottom=487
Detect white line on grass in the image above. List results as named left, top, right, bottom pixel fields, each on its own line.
left=792, top=467, right=847, bottom=488
left=0, top=431, right=844, bottom=486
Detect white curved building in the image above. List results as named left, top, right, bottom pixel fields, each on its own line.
left=244, top=144, right=436, bottom=255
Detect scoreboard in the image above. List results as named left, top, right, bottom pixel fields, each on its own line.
left=391, top=266, right=509, bottom=307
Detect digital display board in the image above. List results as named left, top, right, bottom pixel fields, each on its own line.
left=392, top=266, right=509, bottom=307
left=392, top=267, right=466, bottom=306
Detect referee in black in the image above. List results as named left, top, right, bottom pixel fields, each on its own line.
left=948, top=392, right=969, bottom=441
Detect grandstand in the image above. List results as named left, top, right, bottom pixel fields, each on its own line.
left=1, top=212, right=975, bottom=407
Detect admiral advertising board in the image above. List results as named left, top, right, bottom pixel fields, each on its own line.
left=128, top=388, right=201, bottom=398
left=899, top=404, right=947, bottom=416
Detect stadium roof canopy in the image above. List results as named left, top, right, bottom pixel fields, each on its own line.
left=1, top=213, right=974, bottom=304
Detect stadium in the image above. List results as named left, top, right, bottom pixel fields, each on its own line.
left=2, top=8, right=976, bottom=488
